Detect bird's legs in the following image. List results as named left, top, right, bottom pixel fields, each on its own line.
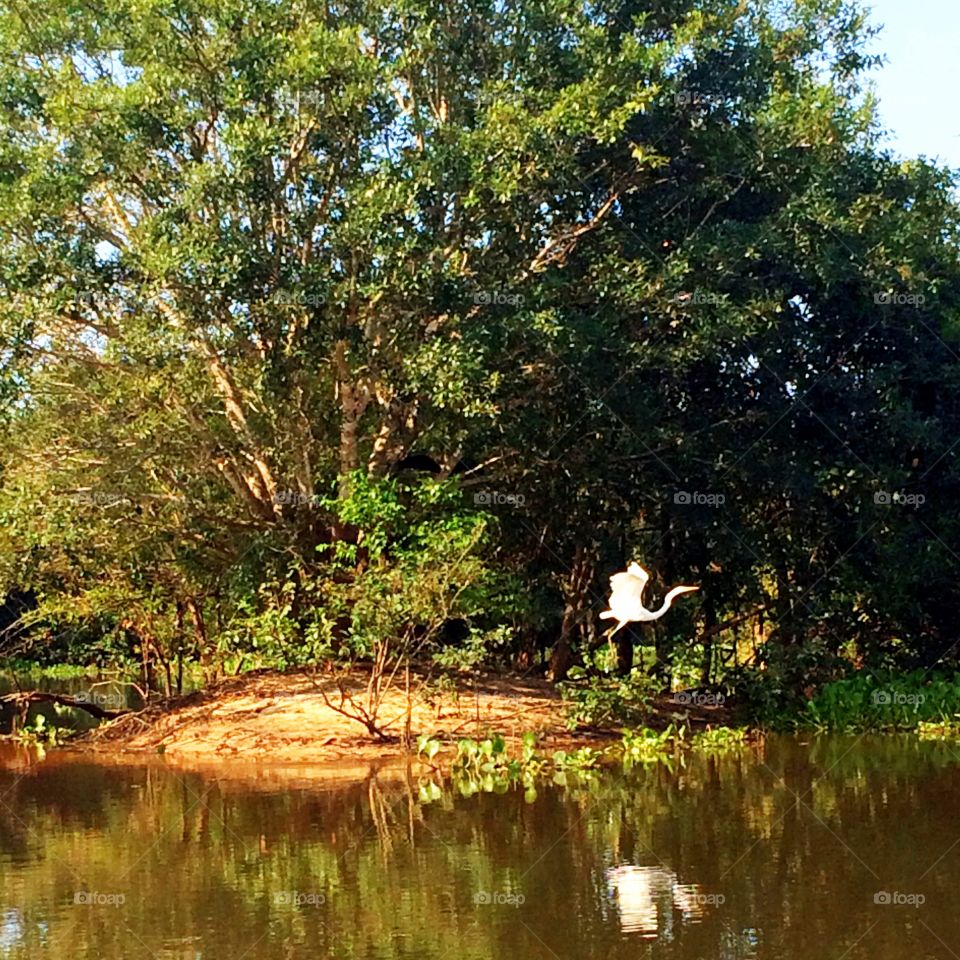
left=604, top=621, right=628, bottom=670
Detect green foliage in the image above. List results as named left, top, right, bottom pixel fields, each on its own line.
left=14, top=711, right=71, bottom=746
left=801, top=672, right=960, bottom=732
left=560, top=667, right=659, bottom=728
left=729, top=639, right=855, bottom=729
left=416, top=731, right=600, bottom=803
left=219, top=586, right=309, bottom=671
left=208, top=474, right=520, bottom=690
left=326, top=476, right=516, bottom=660
left=618, top=723, right=750, bottom=766
left=0, top=0, right=958, bottom=705
left=620, top=725, right=686, bottom=767
left=690, top=726, right=749, bottom=753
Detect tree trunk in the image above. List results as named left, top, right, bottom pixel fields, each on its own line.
left=186, top=598, right=212, bottom=684
left=548, top=544, right=595, bottom=681
left=334, top=340, right=369, bottom=494
left=175, top=600, right=186, bottom=696
left=549, top=608, right=577, bottom=682
left=652, top=623, right=672, bottom=691
left=611, top=630, right=634, bottom=676
left=700, top=597, right=717, bottom=687
left=0, top=691, right=128, bottom=721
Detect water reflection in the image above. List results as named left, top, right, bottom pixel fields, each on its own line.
left=0, top=737, right=958, bottom=959
left=0, top=911, right=23, bottom=954
left=605, top=865, right=709, bottom=937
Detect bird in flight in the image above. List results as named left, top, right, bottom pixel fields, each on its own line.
left=600, top=561, right=698, bottom=637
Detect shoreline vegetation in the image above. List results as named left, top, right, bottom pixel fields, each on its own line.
left=2, top=0, right=960, bottom=790
left=4, top=663, right=960, bottom=771
left=49, top=666, right=738, bottom=762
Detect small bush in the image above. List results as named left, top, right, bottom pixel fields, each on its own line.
left=559, top=667, right=658, bottom=728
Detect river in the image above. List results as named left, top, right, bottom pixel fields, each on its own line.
left=0, top=735, right=957, bottom=958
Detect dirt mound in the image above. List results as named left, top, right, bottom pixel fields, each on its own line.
left=81, top=668, right=611, bottom=762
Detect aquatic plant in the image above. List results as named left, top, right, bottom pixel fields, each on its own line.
left=551, top=747, right=603, bottom=771
left=415, top=732, right=601, bottom=803
left=690, top=726, right=749, bottom=753
left=14, top=712, right=70, bottom=746
left=802, top=671, right=960, bottom=732
left=416, top=733, right=442, bottom=763
left=620, top=724, right=685, bottom=767
left=416, top=723, right=755, bottom=804
left=916, top=720, right=960, bottom=740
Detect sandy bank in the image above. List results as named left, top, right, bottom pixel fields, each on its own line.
left=76, top=668, right=618, bottom=763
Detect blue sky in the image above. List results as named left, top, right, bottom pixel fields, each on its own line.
left=866, top=0, right=959, bottom=170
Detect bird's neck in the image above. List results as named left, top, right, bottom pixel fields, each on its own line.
left=650, top=587, right=688, bottom=619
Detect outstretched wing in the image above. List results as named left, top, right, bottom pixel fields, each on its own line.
left=606, top=561, right=652, bottom=622
left=610, top=563, right=649, bottom=594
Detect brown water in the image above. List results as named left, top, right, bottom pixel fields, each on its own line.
left=0, top=735, right=958, bottom=958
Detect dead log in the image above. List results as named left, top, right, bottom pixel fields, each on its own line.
left=0, top=691, right=129, bottom=721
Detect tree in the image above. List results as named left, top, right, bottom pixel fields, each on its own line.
left=0, top=0, right=959, bottom=706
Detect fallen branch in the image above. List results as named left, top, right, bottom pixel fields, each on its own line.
left=0, top=691, right=129, bottom=721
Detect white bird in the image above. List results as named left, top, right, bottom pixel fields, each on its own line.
left=599, top=561, right=698, bottom=637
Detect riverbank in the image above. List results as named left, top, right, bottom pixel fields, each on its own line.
left=72, top=667, right=733, bottom=763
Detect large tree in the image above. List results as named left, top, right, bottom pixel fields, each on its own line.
left=1, top=0, right=959, bottom=692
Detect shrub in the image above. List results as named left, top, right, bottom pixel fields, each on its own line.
left=560, top=667, right=659, bottom=728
